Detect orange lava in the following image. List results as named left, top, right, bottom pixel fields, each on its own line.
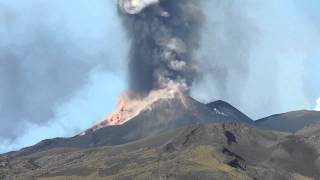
left=80, top=83, right=187, bottom=136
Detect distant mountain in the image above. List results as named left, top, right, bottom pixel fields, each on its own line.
left=255, top=110, right=320, bottom=133
left=2, top=123, right=319, bottom=179
left=6, top=95, right=252, bottom=157
left=206, top=100, right=253, bottom=124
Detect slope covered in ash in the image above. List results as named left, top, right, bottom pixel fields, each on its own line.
left=2, top=123, right=319, bottom=180
left=6, top=95, right=253, bottom=157
left=255, top=110, right=320, bottom=133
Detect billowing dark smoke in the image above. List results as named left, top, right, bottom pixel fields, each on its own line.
left=118, top=0, right=203, bottom=97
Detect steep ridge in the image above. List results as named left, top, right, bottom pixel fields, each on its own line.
left=2, top=123, right=319, bottom=180
left=255, top=110, right=320, bottom=133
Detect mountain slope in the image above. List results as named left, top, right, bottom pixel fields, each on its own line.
left=4, top=92, right=320, bottom=179
left=255, top=110, right=320, bottom=133
left=6, top=95, right=252, bottom=157
left=207, top=100, right=252, bottom=124
left=295, top=121, right=320, bottom=154
left=1, top=123, right=319, bottom=180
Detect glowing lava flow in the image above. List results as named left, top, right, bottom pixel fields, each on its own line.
left=80, top=83, right=187, bottom=136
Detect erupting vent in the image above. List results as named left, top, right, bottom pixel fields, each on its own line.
left=80, top=84, right=188, bottom=135
left=79, top=0, right=203, bottom=136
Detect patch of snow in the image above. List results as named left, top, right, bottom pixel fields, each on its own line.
left=213, top=108, right=227, bottom=116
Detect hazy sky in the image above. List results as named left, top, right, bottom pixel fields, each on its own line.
left=0, top=0, right=319, bottom=153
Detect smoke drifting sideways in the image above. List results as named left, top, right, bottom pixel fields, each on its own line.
left=189, top=0, right=256, bottom=116
left=191, top=0, right=320, bottom=119
left=118, top=0, right=203, bottom=97
left=0, top=0, right=127, bottom=141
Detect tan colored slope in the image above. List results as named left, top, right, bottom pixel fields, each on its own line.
left=32, top=146, right=250, bottom=180
left=1, top=123, right=318, bottom=180
left=1, top=146, right=250, bottom=180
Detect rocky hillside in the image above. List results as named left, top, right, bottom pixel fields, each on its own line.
left=1, top=123, right=319, bottom=180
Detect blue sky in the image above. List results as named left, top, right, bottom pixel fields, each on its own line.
left=0, top=0, right=319, bottom=153
left=1, top=69, right=125, bottom=152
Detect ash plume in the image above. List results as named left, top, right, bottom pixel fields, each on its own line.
left=118, top=0, right=203, bottom=97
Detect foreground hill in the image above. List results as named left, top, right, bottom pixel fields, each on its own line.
left=1, top=123, right=319, bottom=180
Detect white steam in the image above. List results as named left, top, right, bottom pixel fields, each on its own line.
left=315, top=98, right=320, bottom=111
left=192, top=0, right=320, bottom=119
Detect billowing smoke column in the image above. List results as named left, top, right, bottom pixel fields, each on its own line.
left=118, top=0, right=203, bottom=97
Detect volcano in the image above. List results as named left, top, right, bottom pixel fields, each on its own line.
left=83, top=86, right=253, bottom=135
left=6, top=88, right=253, bottom=157
left=2, top=90, right=320, bottom=179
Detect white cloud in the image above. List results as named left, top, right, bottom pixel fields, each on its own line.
left=315, top=98, right=320, bottom=111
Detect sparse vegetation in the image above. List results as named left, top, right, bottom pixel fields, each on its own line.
left=1, top=123, right=319, bottom=180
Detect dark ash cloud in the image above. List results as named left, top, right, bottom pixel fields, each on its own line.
left=119, top=0, right=203, bottom=97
